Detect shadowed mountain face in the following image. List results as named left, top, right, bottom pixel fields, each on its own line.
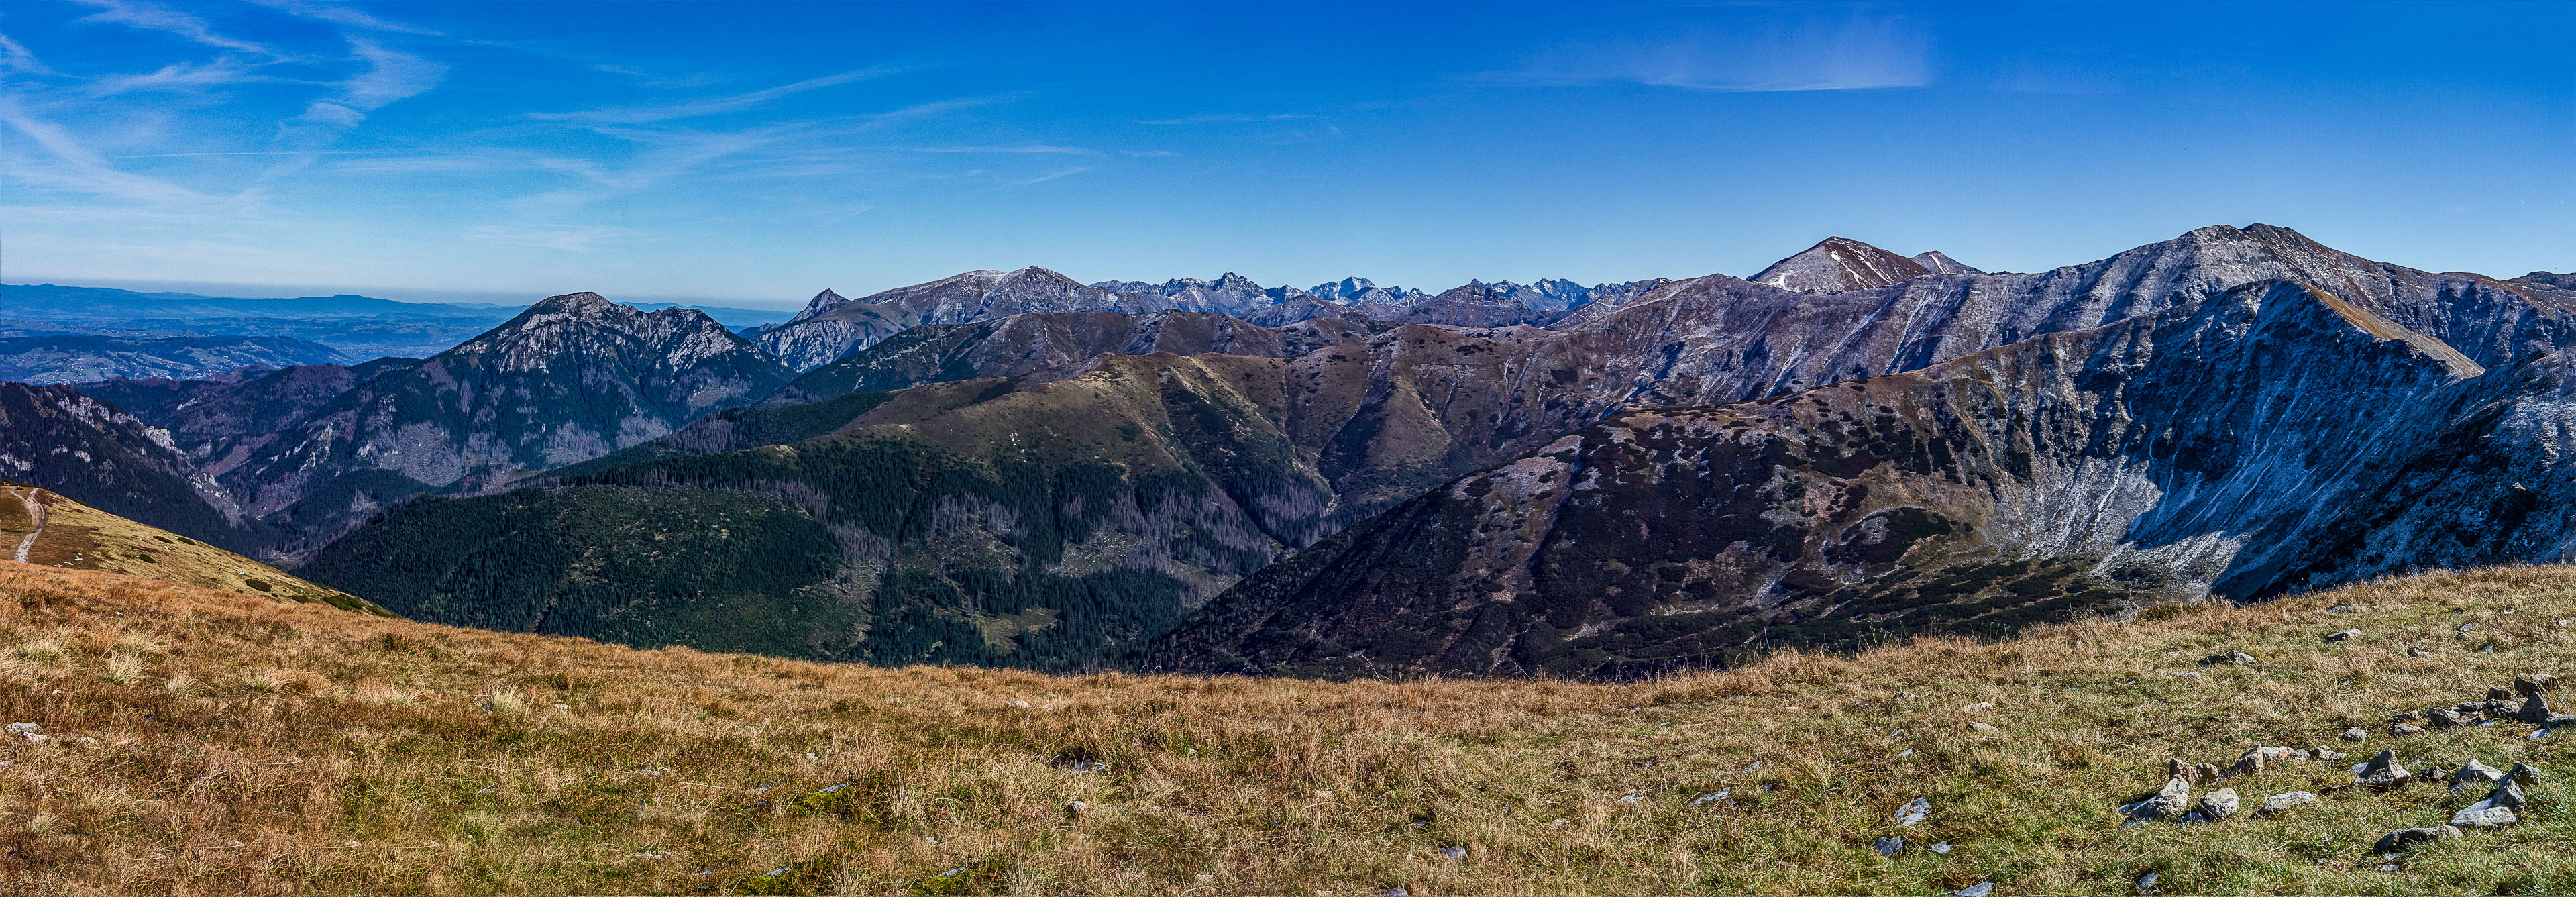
left=761, top=310, right=1392, bottom=406
left=214, top=293, right=792, bottom=553
left=0, top=383, right=273, bottom=554
left=1137, top=280, right=2534, bottom=678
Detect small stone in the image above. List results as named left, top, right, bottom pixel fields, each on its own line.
left=2200, top=651, right=2257, bottom=666
left=17, top=733, right=46, bottom=746
left=2450, top=804, right=2518, bottom=828
left=2193, top=762, right=2222, bottom=785
left=2, top=723, right=34, bottom=734
left=2406, top=646, right=2428, bottom=657
left=2488, top=778, right=2530, bottom=810
left=1957, top=882, right=1993, bottom=897
left=1876, top=836, right=1903, bottom=857
left=2326, top=604, right=2351, bottom=613
left=2196, top=788, right=2239, bottom=821
left=2125, top=777, right=2191, bottom=821
left=1437, top=846, right=1465, bottom=861
left=1614, top=792, right=1643, bottom=804
left=1065, top=800, right=1088, bottom=817
left=2255, top=791, right=2317, bottom=815
left=2426, top=708, right=2467, bottom=729
left=1896, top=796, right=1930, bottom=826
left=2371, top=825, right=2461, bottom=853
left=1377, top=888, right=1408, bottom=897
left=2313, top=748, right=2346, bottom=761
left=2518, top=674, right=2561, bottom=696
left=2355, top=750, right=2412, bottom=790
left=2506, top=763, right=2541, bottom=784
left=2224, top=747, right=2267, bottom=778
left=2450, top=760, right=2505, bottom=790
left=1692, top=789, right=1730, bottom=805
left=1547, top=818, right=1568, bottom=827
left=2391, top=723, right=2424, bottom=737
left=1929, top=841, right=1952, bottom=853
left=1010, top=700, right=1032, bottom=708
left=2515, top=693, right=2555, bottom=724
left=2491, top=687, right=2518, bottom=702
left=2327, top=629, right=2361, bottom=642
left=1966, top=721, right=1998, bottom=733
left=2137, top=871, right=2159, bottom=894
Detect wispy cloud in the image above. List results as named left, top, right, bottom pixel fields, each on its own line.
left=244, top=0, right=443, bottom=36
left=1487, top=14, right=1930, bottom=93
left=269, top=38, right=445, bottom=174
left=0, top=93, right=207, bottom=204
left=1137, top=113, right=1322, bottom=125
left=0, top=31, right=57, bottom=76
left=1122, top=149, right=1178, bottom=158
left=68, top=0, right=273, bottom=55
left=86, top=59, right=276, bottom=96
left=528, top=66, right=910, bottom=125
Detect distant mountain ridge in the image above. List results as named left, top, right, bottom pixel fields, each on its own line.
left=0, top=335, right=353, bottom=384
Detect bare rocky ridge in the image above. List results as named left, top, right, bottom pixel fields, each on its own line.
left=758, top=268, right=1167, bottom=371
left=0, top=382, right=268, bottom=553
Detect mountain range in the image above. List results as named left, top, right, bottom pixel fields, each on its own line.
left=17, top=226, right=2575, bottom=679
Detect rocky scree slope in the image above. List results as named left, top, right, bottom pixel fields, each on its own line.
left=756, top=268, right=1169, bottom=371
left=216, top=293, right=792, bottom=554
left=761, top=309, right=1391, bottom=406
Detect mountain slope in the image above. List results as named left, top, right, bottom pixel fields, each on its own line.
left=0, top=335, right=354, bottom=384
left=1, top=480, right=384, bottom=613
left=73, top=357, right=420, bottom=474
left=13, top=555, right=2576, bottom=894
left=0, top=382, right=271, bottom=553
left=761, top=309, right=1387, bottom=405
left=221, top=293, right=793, bottom=551
left=1138, top=279, right=2534, bottom=677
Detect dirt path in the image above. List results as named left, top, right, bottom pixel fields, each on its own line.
left=10, top=487, right=44, bottom=564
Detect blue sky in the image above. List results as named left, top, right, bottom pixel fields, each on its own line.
left=3, top=1, right=2571, bottom=309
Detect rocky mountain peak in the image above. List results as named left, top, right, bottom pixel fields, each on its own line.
left=798, top=288, right=851, bottom=316
left=1909, top=251, right=1984, bottom=275
left=1750, top=237, right=1934, bottom=293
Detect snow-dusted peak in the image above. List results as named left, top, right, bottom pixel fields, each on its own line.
left=1750, top=237, right=1935, bottom=293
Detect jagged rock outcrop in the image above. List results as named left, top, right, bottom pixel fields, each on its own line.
left=1911, top=251, right=1984, bottom=275
left=758, top=270, right=1165, bottom=370
left=75, top=358, right=419, bottom=475
left=220, top=293, right=792, bottom=551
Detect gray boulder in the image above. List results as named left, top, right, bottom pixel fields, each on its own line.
left=2255, top=791, right=2317, bottom=815
left=2122, top=777, right=2192, bottom=821
left=2340, top=727, right=2369, bottom=742
left=2326, top=629, right=2361, bottom=642
left=2196, top=788, right=2239, bottom=821
left=2355, top=750, right=2412, bottom=790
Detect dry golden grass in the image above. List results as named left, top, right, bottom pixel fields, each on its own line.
left=4, top=562, right=2576, bottom=895
left=0, top=483, right=384, bottom=613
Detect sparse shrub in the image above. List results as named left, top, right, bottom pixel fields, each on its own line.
left=486, top=687, right=531, bottom=714
left=356, top=681, right=419, bottom=707
left=16, top=635, right=66, bottom=662
left=792, top=773, right=894, bottom=821
left=100, top=653, right=144, bottom=685
left=910, top=859, right=1009, bottom=896
left=113, top=631, right=168, bottom=655
left=161, top=673, right=196, bottom=696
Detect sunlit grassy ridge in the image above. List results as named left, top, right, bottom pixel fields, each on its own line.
left=4, top=561, right=2575, bottom=894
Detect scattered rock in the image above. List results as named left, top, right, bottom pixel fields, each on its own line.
left=2450, top=760, right=2504, bottom=790
left=1966, top=721, right=1998, bottom=733
left=1957, top=882, right=1994, bottom=897
left=2, top=723, right=34, bottom=734
left=2196, top=788, right=2239, bottom=821
left=2515, top=694, right=2555, bottom=725
left=2121, top=777, right=2192, bottom=821
left=2425, top=708, right=2467, bottom=730
left=2255, top=792, right=2318, bottom=816
left=1065, top=800, right=1088, bottom=818
left=2490, top=687, right=2518, bottom=702
left=2327, top=629, right=2361, bottom=642
left=2355, top=751, right=2412, bottom=790
left=1876, top=836, right=1903, bottom=857
left=2341, top=727, right=2368, bottom=742
left=1437, top=846, right=1465, bottom=861
left=2137, top=870, right=2159, bottom=894
left=2450, top=804, right=2518, bottom=828
left=2224, top=748, right=2265, bottom=778
left=2200, top=651, right=2257, bottom=666
left=2312, top=747, right=2346, bottom=761
left=2371, top=825, right=2461, bottom=853
left=2390, top=723, right=2425, bottom=737
left=2407, top=647, right=2428, bottom=657
left=1896, top=797, right=1931, bottom=826
left=1930, top=842, right=1953, bottom=854
left=2518, top=674, right=2560, bottom=696
left=2487, top=778, right=2530, bottom=810
left=17, top=733, right=46, bottom=746
left=1614, top=792, right=1643, bottom=804
left=2506, top=763, right=2541, bottom=784
left=1692, top=789, right=1730, bottom=805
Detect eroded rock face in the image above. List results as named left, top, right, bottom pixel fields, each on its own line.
left=759, top=269, right=1169, bottom=371
left=1142, top=277, right=2564, bottom=678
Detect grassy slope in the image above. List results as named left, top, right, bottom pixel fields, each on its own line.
left=1, top=484, right=386, bottom=615
left=6, top=562, right=2576, bottom=895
